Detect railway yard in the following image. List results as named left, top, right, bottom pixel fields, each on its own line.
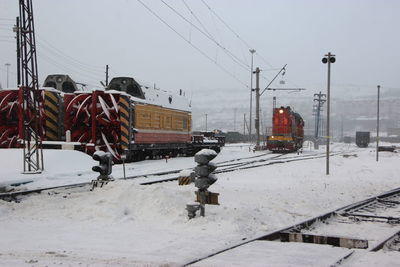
left=1, top=1, right=400, bottom=266
left=0, top=143, right=399, bottom=266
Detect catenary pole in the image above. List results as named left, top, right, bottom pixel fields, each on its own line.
left=255, top=67, right=260, bottom=150
left=376, top=85, right=380, bottom=162
left=249, top=49, right=256, bottom=143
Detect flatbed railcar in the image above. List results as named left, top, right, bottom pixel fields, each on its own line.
left=0, top=74, right=224, bottom=162
left=266, top=106, right=304, bottom=152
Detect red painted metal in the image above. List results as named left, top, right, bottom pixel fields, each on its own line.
left=0, top=90, right=20, bottom=148
left=91, top=91, right=97, bottom=148
left=0, top=88, right=45, bottom=148
left=64, top=91, right=122, bottom=159
left=272, top=108, right=292, bottom=136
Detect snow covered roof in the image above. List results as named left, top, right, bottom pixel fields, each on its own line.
left=107, top=77, right=191, bottom=112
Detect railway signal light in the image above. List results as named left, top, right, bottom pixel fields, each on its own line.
left=92, top=151, right=113, bottom=178
left=322, top=57, right=335, bottom=64
left=91, top=151, right=113, bottom=190
left=194, top=149, right=218, bottom=190
left=186, top=149, right=219, bottom=218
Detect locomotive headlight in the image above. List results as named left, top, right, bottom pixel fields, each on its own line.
left=279, top=109, right=284, bottom=114
left=56, top=76, right=63, bottom=83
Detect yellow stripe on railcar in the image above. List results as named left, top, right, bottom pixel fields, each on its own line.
left=119, top=95, right=131, bottom=150
left=44, top=90, right=61, bottom=141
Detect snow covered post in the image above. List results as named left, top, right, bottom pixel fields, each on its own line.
left=194, top=149, right=218, bottom=217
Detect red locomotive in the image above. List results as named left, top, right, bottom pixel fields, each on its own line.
left=267, top=106, right=304, bottom=152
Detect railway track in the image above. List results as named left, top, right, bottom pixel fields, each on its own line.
left=0, top=149, right=356, bottom=201
left=0, top=152, right=285, bottom=201
left=184, top=187, right=400, bottom=266
left=140, top=150, right=354, bottom=185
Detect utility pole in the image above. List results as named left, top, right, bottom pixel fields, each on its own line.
left=322, top=52, right=336, bottom=175
left=243, top=114, right=250, bottom=136
left=249, top=49, right=256, bottom=143
left=13, top=16, right=21, bottom=86
left=273, top=96, right=276, bottom=111
left=376, top=85, right=380, bottom=162
left=105, top=65, right=109, bottom=86
left=340, top=114, right=344, bottom=141
left=233, top=108, right=237, bottom=131
left=205, top=113, right=208, bottom=132
left=313, top=91, right=326, bottom=139
left=243, top=114, right=246, bottom=135
left=4, top=63, right=10, bottom=88
left=254, top=67, right=260, bottom=150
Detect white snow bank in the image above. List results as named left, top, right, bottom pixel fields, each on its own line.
left=0, top=144, right=399, bottom=265
left=0, top=149, right=97, bottom=188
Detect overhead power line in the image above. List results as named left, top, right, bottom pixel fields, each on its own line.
left=201, top=0, right=275, bottom=70
left=37, top=50, right=104, bottom=82
left=36, top=41, right=104, bottom=77
left=36, top=35, right=104, bottom=71
left=160, top=0, right=250, bottom=72
left=136, top=0, right=248, bottom=88
left=182, top=0, right=214, bottom=40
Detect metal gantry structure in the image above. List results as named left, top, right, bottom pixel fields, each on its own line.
left=18, top=0, right=44, bottom=173
left=376, top=85, right=381, bottom=162
left=313, top=91, right=326, bottom=139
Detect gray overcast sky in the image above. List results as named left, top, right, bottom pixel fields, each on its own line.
left=1, top=0, right=399, bottom=95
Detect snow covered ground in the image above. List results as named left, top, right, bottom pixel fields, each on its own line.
left=0, top=143, right=400, bottom=266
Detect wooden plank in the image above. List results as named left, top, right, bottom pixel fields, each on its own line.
left=195, top=191, right=220, bottom=205
left=279, top=232, right=368, bottom=249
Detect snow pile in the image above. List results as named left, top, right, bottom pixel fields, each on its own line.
left=0, top=149, right=97, bottom=189
left=0, top=144, right=400, bottom=265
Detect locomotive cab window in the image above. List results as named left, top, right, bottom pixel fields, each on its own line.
left=44, top=81, right=57, bottom=89
left=108, top=83, right=121, bottom=91
left=126, top=84, right=144, bottom=99
left=62, top=81, right=76, bottom=93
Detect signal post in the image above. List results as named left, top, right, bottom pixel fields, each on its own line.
left=254, top=67, right=261, bottom=150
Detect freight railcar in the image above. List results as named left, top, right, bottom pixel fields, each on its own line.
left=266, top=106, right=304, bottom=152
left=0, top=74, right=224, bottom=162
left=104, top=76, right=197, bottom=161
left=355, top=131, right=370, bottom=148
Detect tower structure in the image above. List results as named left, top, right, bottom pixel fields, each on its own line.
left=19, top=0, right=43, bottom=172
